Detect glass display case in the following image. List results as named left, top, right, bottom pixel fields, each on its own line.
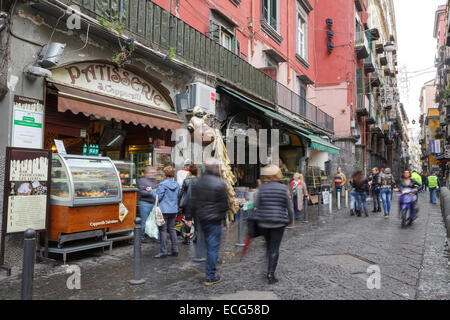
left=112, top=160, right=137, bottom=189
left=50, top=154, right=122, bottom=207
left=153, top=147, right=172, bottom=183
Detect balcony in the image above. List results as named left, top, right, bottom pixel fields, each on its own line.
left=364, top=53, right=376, bottom=74
left=356, top=93, right=369, bottom=116
left=379, top=55, right=388, bottom=66
left=62, top=0, right=276, bottom=104
left=366, top=94, right=376, bottom=124
left=375, top=43, right=384, bottom=55
left=276, top=84, right=334, bottom=132
left=355, top=32, right=370, bottom=60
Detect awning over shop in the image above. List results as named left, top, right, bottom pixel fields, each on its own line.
left=47, top=82, right=184, bottom=131
left=218, top=86, right=311, bottom=135
left=294, top=130, right=340, bottom=155
left=218, top=86, right=340, bottom=155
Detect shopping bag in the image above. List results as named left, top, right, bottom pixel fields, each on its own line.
left=145, top=207, right=159, bottom=240
left=154, top=196, right=165, bottom=227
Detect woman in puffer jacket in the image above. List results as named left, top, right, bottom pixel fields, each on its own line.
left=253, top=165, right=294, bottom=284
left=379, top=168, right=396, bottom=217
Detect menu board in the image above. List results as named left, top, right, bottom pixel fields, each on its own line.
left=11, top=95, right=44, bottom=149
left=2, top=147, right=52, bottom=235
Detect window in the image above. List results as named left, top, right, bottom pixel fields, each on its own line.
left=296, top=3, right=308, bottom=61
left=262, top=0, right=278, bottom=31
left=209, top=19, right=236, bottom=53
left=298, top=79, right=307, bottom=116
left=221, top=30, right=233, bottom=50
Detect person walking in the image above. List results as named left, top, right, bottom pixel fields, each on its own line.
left=253, top=165, right=294, bottom=284
left=190, top=158, right=229, bottom=286
left=349, top=176, right=358, bottom=216
left=181, top=165, right=206, bottom=261
left=176, top=159, right=191, bottom=187
left=427, top=172, right=440, bottom=204
left=178, top=164, right=199, bottom=245
left=290, top=173, right=309, bottom=220
left=352, top=171, right=369, bottom=217
left=152, top=166, right=180, bottom=259
left=333, top=167, right=347, bottom=203
left=137, top=166, right=157, bottom=242
left=370, top=168, right=381, bottom=213
left=379, top=167, right=395, bottom=217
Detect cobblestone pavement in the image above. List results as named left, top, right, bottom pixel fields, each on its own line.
left=0, top=192, right=448, bottom=300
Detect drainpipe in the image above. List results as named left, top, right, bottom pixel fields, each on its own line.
left=250, top=0, right=255, bottom=57
left=287, top=0, right=291, bottom=85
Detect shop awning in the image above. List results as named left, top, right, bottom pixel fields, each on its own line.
left=218, top=86, right=339, bottom=154
left=48, top=82, right=184, bottom=131
left=218, top=86, right=311, bottom=135
left=295, top=130, right=340, bottom=155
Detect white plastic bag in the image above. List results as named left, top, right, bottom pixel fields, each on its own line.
left=145, top=206, right=159, bottom=240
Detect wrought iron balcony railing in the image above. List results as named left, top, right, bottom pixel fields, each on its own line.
left=66, top=0, right=335, bottom=133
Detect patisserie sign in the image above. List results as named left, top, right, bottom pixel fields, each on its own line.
left=52, top=63, right=172, bottom=111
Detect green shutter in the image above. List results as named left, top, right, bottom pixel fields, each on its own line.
left=209, top=21, right=220, bottom=43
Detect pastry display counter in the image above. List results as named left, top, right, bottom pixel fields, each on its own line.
left=48, top=154, right=137, bottom=243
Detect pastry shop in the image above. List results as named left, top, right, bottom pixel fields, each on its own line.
left=43, top=62, right=183, bottom=247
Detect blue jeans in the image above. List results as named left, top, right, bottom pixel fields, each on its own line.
left=356, top=192, right=367, bottom=211
left=429, top=188, right=437, bottom=204
left=202, top=224, right=222, bottom=281
left=138, top=201, right=154, bottom=239
left=380, top=189, right=392, bottom=215
left=350, top=189, right=357, bottom=210
left=194, top=219, right=206, bottom=259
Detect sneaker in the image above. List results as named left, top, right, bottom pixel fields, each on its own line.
left=153, top=253, right=167, bottom=259
left=205, top=275, right=221, bottom=286
left=168, top=251, right=178, bottom=257
left=141, top=238, right=151, bottom=243
left=193, top=257, right=206, bottom=262
left=384, top=214, right=389, bottom=218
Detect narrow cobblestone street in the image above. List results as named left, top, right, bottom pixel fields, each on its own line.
left=0, top=192, right=447, bottom=300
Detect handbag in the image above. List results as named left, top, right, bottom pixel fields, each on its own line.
left=154, top=196, right=165, bottom=227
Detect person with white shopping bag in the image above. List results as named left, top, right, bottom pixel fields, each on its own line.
left=149, top=166, right=180, bottom=259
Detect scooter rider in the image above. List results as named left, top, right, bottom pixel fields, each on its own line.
left=395, top=170, right=422, bottom=221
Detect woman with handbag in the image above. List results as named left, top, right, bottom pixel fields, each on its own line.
left=252, top=165, right=294, bottom=284
left=290, top=173, right=309, bottom=221
left=151, top=166, right=180, bottom=259
left=370, top=167, right=381, bottom=213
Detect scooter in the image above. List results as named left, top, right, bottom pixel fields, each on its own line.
left=397, top=187, right=417, bottom=228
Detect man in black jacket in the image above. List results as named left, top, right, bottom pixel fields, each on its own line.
left=188, top=158, right=229, bottom=286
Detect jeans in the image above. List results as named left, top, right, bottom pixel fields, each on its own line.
left=159, top=214, right=178, bottom=254
left=380, top=189, right=392, bottom=215
left=429, top=188, right=437, bottom=204
left=194, top=218, right=206, bottom=260
left=356, top=192, right=367, bottom=211
left=350, top=189, right=357, bottom=211
left=138, top=201, right=154, bottom=239
left=335, top=185, right=343, bottom=200
left=259, top=227, right=285, bottom=275
left=372, top=190, right=381, bottom=211
left=202, top=224, right=222, bottom=281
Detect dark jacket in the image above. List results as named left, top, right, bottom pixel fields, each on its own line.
left=179, top=177, right=198, bottom=219
left=253, top=182, right=293, bottom=226
left=189, top=173, right=229, bottom=226
left=137, top=177, right=157, bottom=203
left=371, top=173, right=381, bottom=193
left=150, top=178, right=180, bottom=215
left=355, top=178, right=369, bottom=193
